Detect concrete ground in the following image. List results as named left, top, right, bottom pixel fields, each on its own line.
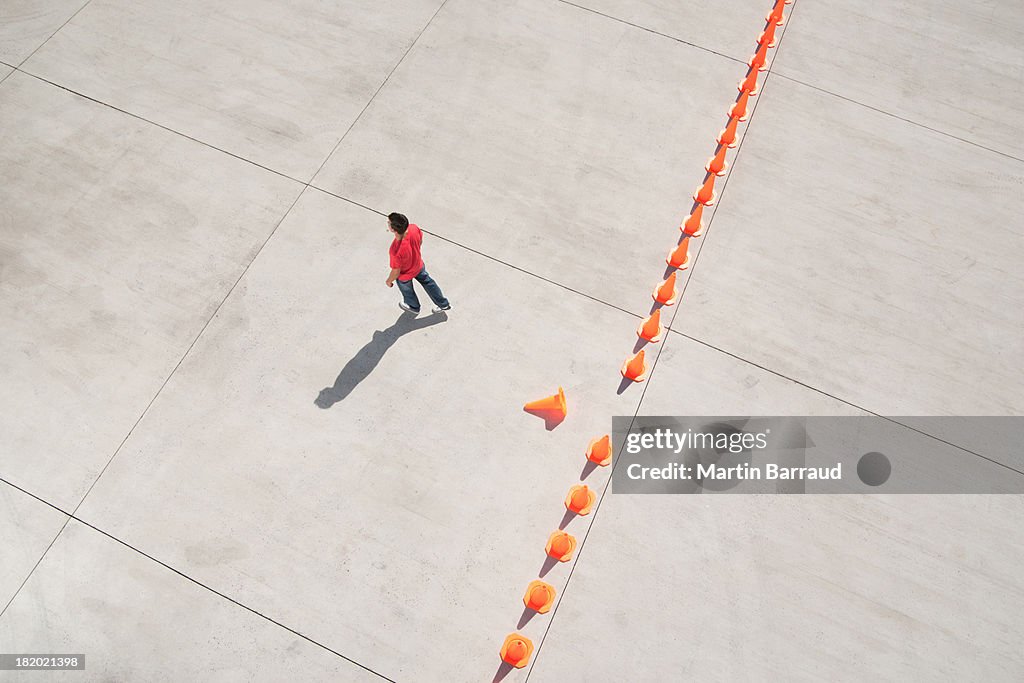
left=1, top=0, right=1022, bottom=681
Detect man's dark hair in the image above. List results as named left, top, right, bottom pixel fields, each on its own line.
left=388, top=212, right=409, bottom=235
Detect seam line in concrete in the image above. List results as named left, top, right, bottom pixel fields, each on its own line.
left=553, top=0, right=748, bottom=65
left=0, top=187, right=308, bottom=655
left=771, top=72, right=1024, bottom=165
left=0, top=479, right=396, bottom=682
left=523, top=3, right=800, bottom=677
left=0, top=510, right=72, bottom=620
left=67, top=186, right=307, bottom=518
left=664, top=327, right=1024, bottom=477
left=14, top=0, right=93, bottom=69
left=13, top=70, right=308, bottom=186
left=306, top=0, right=452, bottom=185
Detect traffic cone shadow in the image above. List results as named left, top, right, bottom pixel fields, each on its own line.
left=532, top=412, right=564, bottom=431
left=492, top=663, right=514, bottom=683
left=517, top=605, right=537, bottom=630
left=580, top=458, right=599, bottom=481
left=539, top=554, right=559, bottom=578
left=493, top=663, right=520, bottom=683
left=558, top=508, right=576, bottom=530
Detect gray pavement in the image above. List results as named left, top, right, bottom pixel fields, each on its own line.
left=1, top=0, right=1023, bottom=681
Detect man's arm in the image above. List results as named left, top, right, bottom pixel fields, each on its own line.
left=386, top=267, right=401, bottom=287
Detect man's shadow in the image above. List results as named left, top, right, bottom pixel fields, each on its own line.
left=315, top=311, right=447, bottom=408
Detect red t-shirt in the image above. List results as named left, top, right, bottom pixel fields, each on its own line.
left=389, top=223, right=424, bottom=281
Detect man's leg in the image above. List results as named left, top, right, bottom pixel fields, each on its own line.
left=395, top=278, right=421, bottom=312
left=415, top=268, right=450, bottom=309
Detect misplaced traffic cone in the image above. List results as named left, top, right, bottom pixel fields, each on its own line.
left=500, top=633, right=534, bottom=668
left=758, top=21, right=779, bottom=48
left=620, top=349, right=649, bottom=382
left=666, top=239, right=690, bottom=270
left=693, top=173, right=718, bottom=206
left=718, top=117, right=740, bottom=149
left=706, top=144, right=729, bottom=176
left=729, top=90, right=752, bottom=121
left=637, top=308, right=664, bottom=342
left=523, top=580, right=556, bottom=613
left=523, top=387, right=566, bottom=420
left=749, top=41, right=770, bottom=71
left=586, top=434, right=613, bottom=466
left=546, top=531, right=577, bottom=562
left=652, top=272, right=678, bottom=305
left=739, top=68, right=760, bottom=96
left=681, top=204, right=705, bottom=237
left=565, top=485, right=596, bottom=515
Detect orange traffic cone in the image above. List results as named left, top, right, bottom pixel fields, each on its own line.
left=652, top=272, right=678, bottom=305
left=681, top=204, right=705, bottom=237
left=500, top=634, right=534, bottom=668
left=693, top=173, right=717, bottom=206
left=586, top=434, right=613, bottom=466
left=546, top=531, right=577, bottom=562
left=758, top=21, right=779, bottom=47
left=718, top=117, right=740, bottom=149
left=666, top=239, right=690, bottom=271
left=637, top=308, right=664, bottom=342
left=620, top=349, right=648, bottom=382
left=729, top=90, right=752, bottom=121
left=739, top=68, right=760, bottom=96
left=706, top=144, right=729, bottom=176
left=767, top=2, right=785, bottom=26
left=523, top=387, right=566, bottom=419
left=565, top=485, right=596, bottom=515
left=523, top=580, right=556, bottom=613
left=749, top=41, right=770, bottom=71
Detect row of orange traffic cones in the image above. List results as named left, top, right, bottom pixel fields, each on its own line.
left=501, top=0, right=791, bottom=668
left=500, top=396, right=614, bottom=669
left=621, top=0, right=791, bottom=383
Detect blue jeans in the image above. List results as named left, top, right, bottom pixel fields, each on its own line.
left=396, top=267, right=449, bottom=312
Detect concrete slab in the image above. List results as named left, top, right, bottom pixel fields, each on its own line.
left=0, top=0, right=86, bottom=65
left=0, top=519, right=383, bottom=681
left=20, top=0, right=445, bottom=180
left=0, top=71, right=301, bottom=510
left=74, top=188, right=646, bottom=682
left=529, top=493, right=1024, bottom=681
left=672, top=75, right=1024, bottom=420
left=0, top=64, right=12, bottom=82
left=313, top=0, right=747, bottom=314
left=0, top=482, right=68, bottom=610
left=773, top=0, right=1024, bottom=159
left=530, top=346, right=1024, bottom=678
left=566, top=0, right=778, bottom=62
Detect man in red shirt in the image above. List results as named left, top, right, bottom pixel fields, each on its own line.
left=385, top=212, right=451, bottom=314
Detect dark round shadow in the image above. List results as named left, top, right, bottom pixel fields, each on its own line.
left=857, top=451, right=892, bottom=487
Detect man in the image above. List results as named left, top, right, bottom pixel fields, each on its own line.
left=385, top=212, right=451, bottom=314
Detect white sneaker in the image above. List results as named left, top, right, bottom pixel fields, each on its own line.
left=399, top=302, right=420, bottom=314
left=432, top=304, right=451, bottom=313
